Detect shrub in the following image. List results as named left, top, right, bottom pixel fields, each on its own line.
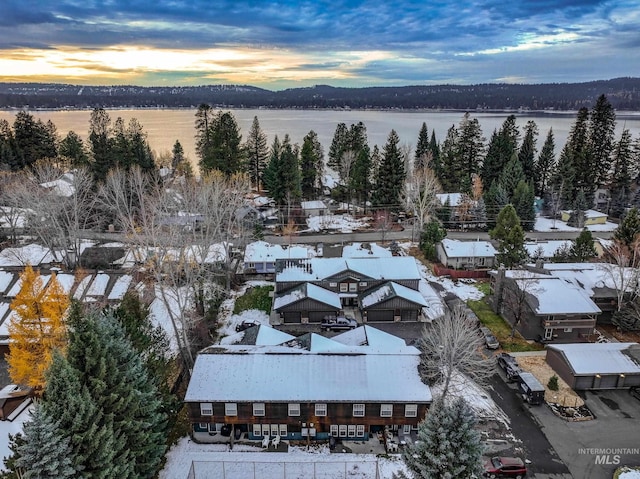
left=548, top=375, right=559, bottom=391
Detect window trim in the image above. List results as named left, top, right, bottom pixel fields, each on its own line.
left=252, top=424, right=262, bottom=437
left=225, top=403, right=238, bottom=416
left=330, top=425, right=338, bottom=437
left=315, top=403, right=327, bottom=416
left=405, top=404, right=418, bottom=417
left=347, top=425, right=356, bottom=437
left=200, top=402, right=213, bottom=416
left=339, top=425, right=347, bottom=437
left=349, top=282, right=358, bottom=292
left=356, top=425, right=365, bottom=437
left=279, top=424, right=288, bottom=437
left=380, top=404, right=393, bottom=417
left=288, top=403, right=301, bottom=417
left=340, top=283, right=348, bottom=292
left=353, top=403, right=365, bottom=417
left=253, top=403, right=265, bottom=416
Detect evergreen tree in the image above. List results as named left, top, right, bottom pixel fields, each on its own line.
left=401, top=398, right=483, bottom=479
left=490, top=204, right=527, bottom=268
left=589, top=94, right=616, bottom=187
left=420, top=219, right=447, bottom=261
left=171, top=140, right=185, bottom=170
left=429, top=130, right=441, bottom=180
left=484, top=181, right=509, bottom=229
left=609, top=129, right=634, bottom=218
left=519, top=120, right=538, bottom=183
left=244, top=116, right=269, bottom=190
left=550, top=143, right=577, bottom=208
left=535, top=128, right=555, bottom=197
left=436, top=196, right=452, bottom=227
left=194, top=103, right=213, bottom=166
left=614, top=207, right=640, bottom=248
left=0, top=119, right=18, bottom=170
left=498, top=153, right=525, bottom=201
left=200, top=111, right=243, bottom=175
left=13, top=112, right=57, bottom=170
left=438, top=125, right=459, bottom=192
left=350, top=145, right=372, bottom=205
left=565, top=107, right=593, bottom=202
left=414, top=122, right=430, bottom=170
left=373, top=129, right=405, bottom=210
left=88, top=108, right=114, bottom=182
left=481, top=115, right=519, bottom=189
left=568, top=188, right=588, bottom=228
left=262, top=136, right=283, bottom=203
left=512, top=180, right=536, bottom=232
left=328, top=122, right=348, bottom=172
left=569, top=228, right=597, bottom=261
left=279, top=135, right=301, bottom=208
left=14, top=402, right=77, bottom=479
left=7, top=267, right=69, bottom=391
left=456, top=113, right=485, bottom=192
left=59, top=131, right=90, bottom=169
left=299, top=130, right=323, bottom=199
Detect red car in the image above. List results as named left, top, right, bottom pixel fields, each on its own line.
left=483, top=456, right=527, bottom=478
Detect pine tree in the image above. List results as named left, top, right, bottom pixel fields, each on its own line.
left=429, top=130, right=441, bottom=180
left=550, top=143, right=577, bottom=208
left=420, top=219, right=447, bottom=261
left=350, top=145, right=372, bottom=205
left=328, top=122, right=348, bottom=172
left=490, top=204, right=527, bottom=268
left=14, top=402, right=77, bottom=479
left=614, top=207, right=640, bottom=248
left=481, top=116, right=519, bottom=189
left=484, top=181, right=509, bottom=229
left=59, top=131, right=90, bottom=169
left=88, top=108, right=114, bottom=182
left=262, top=136, right=283, bottom=203
left=512, top=180, right=536, bottom=232
left=569, top=228, right=597, bottom=261
left=373, top=129, right=405, bottom=210
left=244, top=116, right=269, bottom=190
left=200, top=111, right=243, bottom=175
left=401, top=398, right=483, bottom=479
left=457, top=113, right=485, bottom=192
left=279, top=135, right=301, bottom=209
left=519, top=120, right=538, bottom=183
left=7, top=267, right=69, bottom=390
left=565, top=107, right=593, bottom=202
left=438, top=125, right=459, bottom=192
left=194, top=103, right=213, bottom=166
left=414, top=122, right=430, bottom=170
left=568, top=189, right=588, bottom=228
left=589, top=94, right=616, bottom=187
left=300, top=130, right=323, bottom=199
left=535, top=128, right=555, bottom=197
left=498, top=153, right=525, bottom=201
left=609, top=129, right=634, bottom=218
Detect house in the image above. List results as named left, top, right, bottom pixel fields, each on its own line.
left=546, top=343, right=640, bottom=390
left=273, top=257, right=430, bottom=323
left=524, top=240, right=571, bottom=260
left=301, top=200, right=329, bottom=217
left=436, top=239, right=496, bottom=270
left=39, top=173, right=75, bottom=197
left=184, top=325, right=432, bottom=442
left=560, top=209, right=608, bottom=225
left=242, top=241, right=315, bottom=275
left=491, top=268, right=601, bottom=342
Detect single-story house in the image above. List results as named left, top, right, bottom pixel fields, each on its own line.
left=546, top=343, right=640, bottom=390
left=185, top=325, right=432, bottom=442
left=243, top=241, right=315, bottom=275
left=437, top=239, right=496, bottom=270
left=560, top=209, right=608, bottom=225
left=301, top=201, right=329, bottom=217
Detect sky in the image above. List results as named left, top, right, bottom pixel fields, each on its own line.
left=0, top=0, right=638, bottom=90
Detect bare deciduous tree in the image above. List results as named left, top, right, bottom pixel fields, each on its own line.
left=601, top=239, right=640, bottom=312
left=418, top=305, right=494, bottom=400
left=404, top=166, right=441, bottom=235
left=499, top=271, right=542, bottom=338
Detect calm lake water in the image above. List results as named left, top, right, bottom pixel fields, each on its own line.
left=1, top=108, right=639, bottom=167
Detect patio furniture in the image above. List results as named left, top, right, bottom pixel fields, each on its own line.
left=388, top=441, right=399, bottom=453
left=262, top=436, right=270, bottom=448
left=271, top=435, right=281, bottom=449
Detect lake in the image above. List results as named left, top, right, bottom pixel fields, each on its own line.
left=1, top=108, right=639, bottom=168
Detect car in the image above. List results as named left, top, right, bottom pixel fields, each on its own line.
left=630, top=386, right=640, bottom=401
left=496, top=352, right=522, bottom=382
left=483, top=456, right=527, bottom=478
left=480, top=326, right=500, bottom=349
left=320, top=316, right=358, bottom=331
left=235, top=320, right=259, bottom=332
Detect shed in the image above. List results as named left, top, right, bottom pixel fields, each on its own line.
left=560, top=209, right=608, bottom=225
left=545, top=343, right=640, bottom=390
left=301, top=200, right=329, bottom=217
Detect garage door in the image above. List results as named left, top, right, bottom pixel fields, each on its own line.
left=367, top=310, right=394, bottom=322
left=283, top=312, right=301, bottom=323
left=599, top=375, right=619, bottom=389
left=401, top=310, right=418, bottom=321
left=309, top=311, right=333, bottom=323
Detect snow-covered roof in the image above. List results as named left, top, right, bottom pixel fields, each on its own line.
left=436, top=193, right=463, bottom=206
left=360, top=282, right=428, bottom=308
left=341, top=242, right=392, bottom=258
left=560, top=209, right=608, bottom=219
left=548, top=343, right=640, bottom=375
left=39, top=173, right=75, bottom=197
left=185, top=342, right=431, bottom=403
left=539, top=262, right=636, bottom=295
left=244, top=241, right=314, bottom=263
left=276, top=257, right=421, bottom=283
left=524, top=240, right=571, bottom=258
left=515, top=276, right=601, bottom=315
left=440, top=239, right=496, bottom=258
left=273, top=283, right=341, bottom=310
left=220, top=325, right=297, bottom=346
left=332, top=325, right=418, bottom=354
left=301, top=200, right=327, bottom=210
left=418, top=280, right=446, bottom=320
left=0, top=244, right=61, bottom=266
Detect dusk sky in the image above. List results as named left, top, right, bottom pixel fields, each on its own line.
left=0, top=0, right=638, bottom=89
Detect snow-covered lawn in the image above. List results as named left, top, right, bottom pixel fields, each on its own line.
left=618, top=467, right=640, bottom=479
left=535, top=216, right=617, bottom=232
left=216, top=281, right=274, bottom=339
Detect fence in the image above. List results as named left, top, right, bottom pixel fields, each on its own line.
left=432, top=263, right=490, bottom=279
left=187, top=459, right=380, bottom=479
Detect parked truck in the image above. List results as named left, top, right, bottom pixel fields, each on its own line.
left=517, top=372, right=545, bottom=405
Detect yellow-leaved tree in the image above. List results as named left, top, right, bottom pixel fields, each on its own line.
left=7, top=265, right=70, bottom=390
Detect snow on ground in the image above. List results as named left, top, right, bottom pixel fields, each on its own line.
left=149, top=285, right=190, bottom=354
left=304, top=214, right=371, bottom=233
left=535, top=215, right=617, bottom=232
left=618, top=468, right=640, bottom=479
left=0, top=244, right=60, bottom=266
left=414, top=259, right=484, bottom=301
left=217, top=281, right=274, bottom=339
left=160, top=436, right=406, bottom=479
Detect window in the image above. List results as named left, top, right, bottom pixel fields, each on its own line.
left=271, top=424, right=278, bottom=436
left=349, top=283, right=358, bottom=292
left=340, top=283, right=348, bottom=292
left=253, top=424, right=262, bottom=437
left=199, top=423, right=208, bottom=430
left=356, top=425, right=365, bottom=437
left=403, top=425, right=411, bottom=434
left=288, top=403, right=300, bottom=416
left=315, top=403, right=327, bottom=416
left=359, top=282, right=367, bottom=287
left=200, top=403, right=213, bottom=416
left=330, top=282, right=338, bottom=287
left=564, top=327, right=573, bottom=333
left=225, top=403, right=237, bottom=416
left=380, top=404, right=393, bottom=417
left=405, top=404, right=418, bottom=417
left=353, top=403, right=365, bottom=417
left=330, top=425, right=338, bottom=437
left=261, top=424, right=270, bottom=437
left=348, top=425, right=356, bottom=437
left=339, top=425, right=347, bottom=437
left=279, top=424, right=288, bottom=436
left=253, top=403, right=265, bottom=416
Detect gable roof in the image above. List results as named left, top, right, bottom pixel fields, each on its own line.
left=244, top=241, right=314, bottom=263
left=360, top=281, right=428, bottom=308
left=440, top=239, right=496, bottom=258
left=515, top=276, right=601, bottom=315
left=273, top=283, right=341, bottom=310
left=219, top=324, right=296, bottom=346
left=548, top=343, right=640, bottom=375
